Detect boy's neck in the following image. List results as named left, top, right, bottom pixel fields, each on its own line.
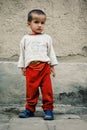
left=30, top=33, right=42, bottom=35
left=30, top=31, right=44, bottom=35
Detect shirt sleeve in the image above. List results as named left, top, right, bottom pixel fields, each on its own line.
left=47, top=36, right=58, bottom=66
left=18, top=37, right=25, bottom=68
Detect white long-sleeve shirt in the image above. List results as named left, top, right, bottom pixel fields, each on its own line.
left=18, top=33, right=58, bottom=68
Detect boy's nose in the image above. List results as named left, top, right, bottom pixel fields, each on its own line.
left=38, top=23, right=42, bottom=26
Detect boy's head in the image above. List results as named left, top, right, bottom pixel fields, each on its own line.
left=27, top=9, right=46, bottom=34
left=27, top=9, right=46, bottom=22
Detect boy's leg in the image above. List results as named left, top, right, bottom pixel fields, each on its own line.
left=25, top=67, right=40, bottom=112
left=40, top=64, right=54, bottom=111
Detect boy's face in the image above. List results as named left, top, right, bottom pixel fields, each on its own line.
left=27, top=13, right=46, bottom=34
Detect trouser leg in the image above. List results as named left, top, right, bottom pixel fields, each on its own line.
left=25, top=67, right=40, bottom=112
left=40, top=64, right=54, bottom=111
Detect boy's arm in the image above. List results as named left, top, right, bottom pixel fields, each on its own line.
left=18, top=37, right=25, bottom=68
left=47, top=36, right=58, bottom=66
left=47, top=36, right=58, bottom=77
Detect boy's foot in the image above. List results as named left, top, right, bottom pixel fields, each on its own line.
left=19, top=109, right=34, bottom=118
left=44, top=110, right=54, bottom=120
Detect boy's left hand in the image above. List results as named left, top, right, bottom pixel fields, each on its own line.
left=50, top=66, right=56, bottom=77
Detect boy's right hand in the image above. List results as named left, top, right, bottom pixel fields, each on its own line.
left=21, top=68, right=26, bottom=76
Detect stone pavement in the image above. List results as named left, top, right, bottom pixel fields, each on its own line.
left=0, top=106, right=87, bottom=130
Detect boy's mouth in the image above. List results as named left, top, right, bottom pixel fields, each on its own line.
left=37, top=28, right=42, bottom=31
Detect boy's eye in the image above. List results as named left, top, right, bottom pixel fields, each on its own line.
left=34, top=21, right=39, bottom=24
left=41, top=22, right=45, bottom=24
left=34, top=21, right=45, bottom=24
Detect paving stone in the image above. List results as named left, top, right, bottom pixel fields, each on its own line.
left=8, top=115, right=87, bottom=130
left=9, top=117, right=47, bottom=130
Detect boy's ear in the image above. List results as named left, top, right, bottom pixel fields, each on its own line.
left=27, top=22, right=30, bottom=26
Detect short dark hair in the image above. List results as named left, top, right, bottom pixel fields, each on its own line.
left=27, top=9, right=46, bottom=22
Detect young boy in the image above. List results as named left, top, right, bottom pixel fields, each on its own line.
left=18, top=9, right=58, bottom=120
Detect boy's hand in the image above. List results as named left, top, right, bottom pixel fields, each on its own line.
left=50, top=66, right=56, bottom=77
left=21, top=68, right=26, bottom=76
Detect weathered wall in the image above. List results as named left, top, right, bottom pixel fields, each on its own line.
left=0, top=0, right=87, bottom=60
left=0, top=62, right=87, bottom=106
left=0, top=0, right=87, bottom=106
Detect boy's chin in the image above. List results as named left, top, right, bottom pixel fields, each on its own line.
left=35, top=32, right=42, bottom=34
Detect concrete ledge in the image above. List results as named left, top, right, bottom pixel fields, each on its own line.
left=0, top=61, right=87, bottom=105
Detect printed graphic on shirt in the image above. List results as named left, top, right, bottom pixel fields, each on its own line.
left=29, top=41, right=46, bottom=52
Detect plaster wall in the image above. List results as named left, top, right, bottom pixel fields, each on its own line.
left=0, top=0, right=87, bottom=60
left=0, top=0, right=87, bottom=105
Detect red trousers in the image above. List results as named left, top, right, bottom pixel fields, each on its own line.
left=25, top=63, right=54, bottom=112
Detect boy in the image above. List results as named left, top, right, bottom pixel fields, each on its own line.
left=18, top=9, right=58, bottom=120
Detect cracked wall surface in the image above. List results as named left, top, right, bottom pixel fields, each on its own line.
left=0, top=0, right=87, bottom=105
left=0, top=0, right=87, bottom=61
